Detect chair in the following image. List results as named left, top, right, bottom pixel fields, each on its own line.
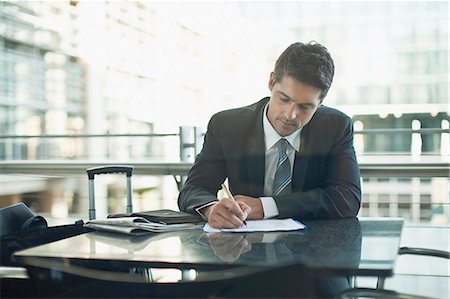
left=338, top=246, right=450, bottom=299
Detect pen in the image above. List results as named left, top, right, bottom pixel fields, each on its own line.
left=221, top=183, right=247, bottom=226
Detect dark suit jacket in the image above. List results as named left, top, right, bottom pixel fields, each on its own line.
left=178, top=97, right=361, bottom=219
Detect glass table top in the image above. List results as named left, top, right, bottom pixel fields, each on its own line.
left=14, top=217, right=403, bottom=277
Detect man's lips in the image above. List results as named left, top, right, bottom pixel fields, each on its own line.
left=279, top=119, right=297, bottom=127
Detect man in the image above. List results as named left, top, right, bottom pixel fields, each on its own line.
left=178, top=42, right=361, bottom=228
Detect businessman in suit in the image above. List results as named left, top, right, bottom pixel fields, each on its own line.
left=178, top=42, right=361, bottom=228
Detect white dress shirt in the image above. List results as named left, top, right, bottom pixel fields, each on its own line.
left=260, top=103, right=301, bottom=218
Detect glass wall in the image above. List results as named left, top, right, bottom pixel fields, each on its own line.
left=0, top=1, right=448, bottom=224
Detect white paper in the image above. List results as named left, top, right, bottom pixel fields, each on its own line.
left=203, top=218, right=306, bottom=233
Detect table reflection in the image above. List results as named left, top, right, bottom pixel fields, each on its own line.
left=76, top=218, right=363, bottom=272
left=192, top=217, right=362, bottom=272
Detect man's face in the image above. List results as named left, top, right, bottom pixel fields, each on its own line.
left=267, top=73, right=322, bottom=137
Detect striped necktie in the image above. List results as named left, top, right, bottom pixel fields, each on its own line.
left=272, top=138, right=292, bottom=195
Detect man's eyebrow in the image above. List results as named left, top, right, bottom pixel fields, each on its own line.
left=278, top=91, right=292, bottom=100
left=278, top=91, right=317, bottom=107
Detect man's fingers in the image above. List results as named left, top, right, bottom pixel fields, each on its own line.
left=238, top=202, right=251, bottom=219
left=221, top=197, right=243, bottom=213
left=209, top=217, right=242, bottom=228
left=207, top=197, right=251, bottom=228
left=215, top=212, right=245, bottom=228
left=222, top=198, right=248, bottom=221
left=208, top=207, right=245, bottom=228
left=218, top=198, right=247, bottom=222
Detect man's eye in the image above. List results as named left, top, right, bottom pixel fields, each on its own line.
left=299, top=105, right=313, bottom=110
left=280, top=97, right=289, bottom=102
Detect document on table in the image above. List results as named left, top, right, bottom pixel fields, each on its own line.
left=203, top=218, right=306, bottom=233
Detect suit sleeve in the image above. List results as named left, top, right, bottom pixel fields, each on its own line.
left=275, top=116, right=362, bottom=219
left=178, top=114, right=227, bottom=213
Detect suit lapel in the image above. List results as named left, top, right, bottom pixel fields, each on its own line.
left=243, top=100, right=266, bottom=197
left=245, top=133, right=265, bottom=197
left=292, top=125, right=310, bottom=192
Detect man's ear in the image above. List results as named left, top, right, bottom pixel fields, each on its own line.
left=268, top=72, right=274, bottom=91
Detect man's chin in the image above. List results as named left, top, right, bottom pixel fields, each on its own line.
left=276, top=121, right=300, bottom=135
left=277, top=128, right=295, bottom=137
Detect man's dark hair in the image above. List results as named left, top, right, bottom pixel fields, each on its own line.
left=273, top=41, right=335, bottom=100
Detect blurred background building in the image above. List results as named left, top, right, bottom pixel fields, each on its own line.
left=0, top=1, right=448, bottom=223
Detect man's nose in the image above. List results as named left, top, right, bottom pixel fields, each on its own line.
left=285, top=103, right=297, bottom=120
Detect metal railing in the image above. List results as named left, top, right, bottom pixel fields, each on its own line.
left=0, top=127, right=448, bottom=178
left=354, top=128, right=449, bottom=135
left=0, top=160, right=448, bottom=178
left=0, top=127, right=203, bottom=162
left=1, top=128, right=447, bottom=139
left=0, top=133, right=179, bottom=139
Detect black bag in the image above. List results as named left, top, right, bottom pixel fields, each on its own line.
left=0, top=203, right=89, bottom=266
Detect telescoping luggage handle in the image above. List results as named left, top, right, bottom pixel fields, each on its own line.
left=86, top=165, right=134, bottom=220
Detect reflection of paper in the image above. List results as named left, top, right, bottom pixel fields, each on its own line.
left=203, top=219, right=306, bottom=233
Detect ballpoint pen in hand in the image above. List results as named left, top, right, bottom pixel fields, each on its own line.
left=221, top=183, right=247, bottom=226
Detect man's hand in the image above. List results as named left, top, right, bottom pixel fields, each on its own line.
left=202, top=197, right=251, bottom=229
left=234, top=195, right=264, bottom=220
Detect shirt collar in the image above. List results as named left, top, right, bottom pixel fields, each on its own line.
left=263, top=102, right=301, bottom=151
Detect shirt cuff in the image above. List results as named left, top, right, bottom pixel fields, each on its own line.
left=260, top=197, right=279, bottom=219
left=194, top=201, right=218, bottom=221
